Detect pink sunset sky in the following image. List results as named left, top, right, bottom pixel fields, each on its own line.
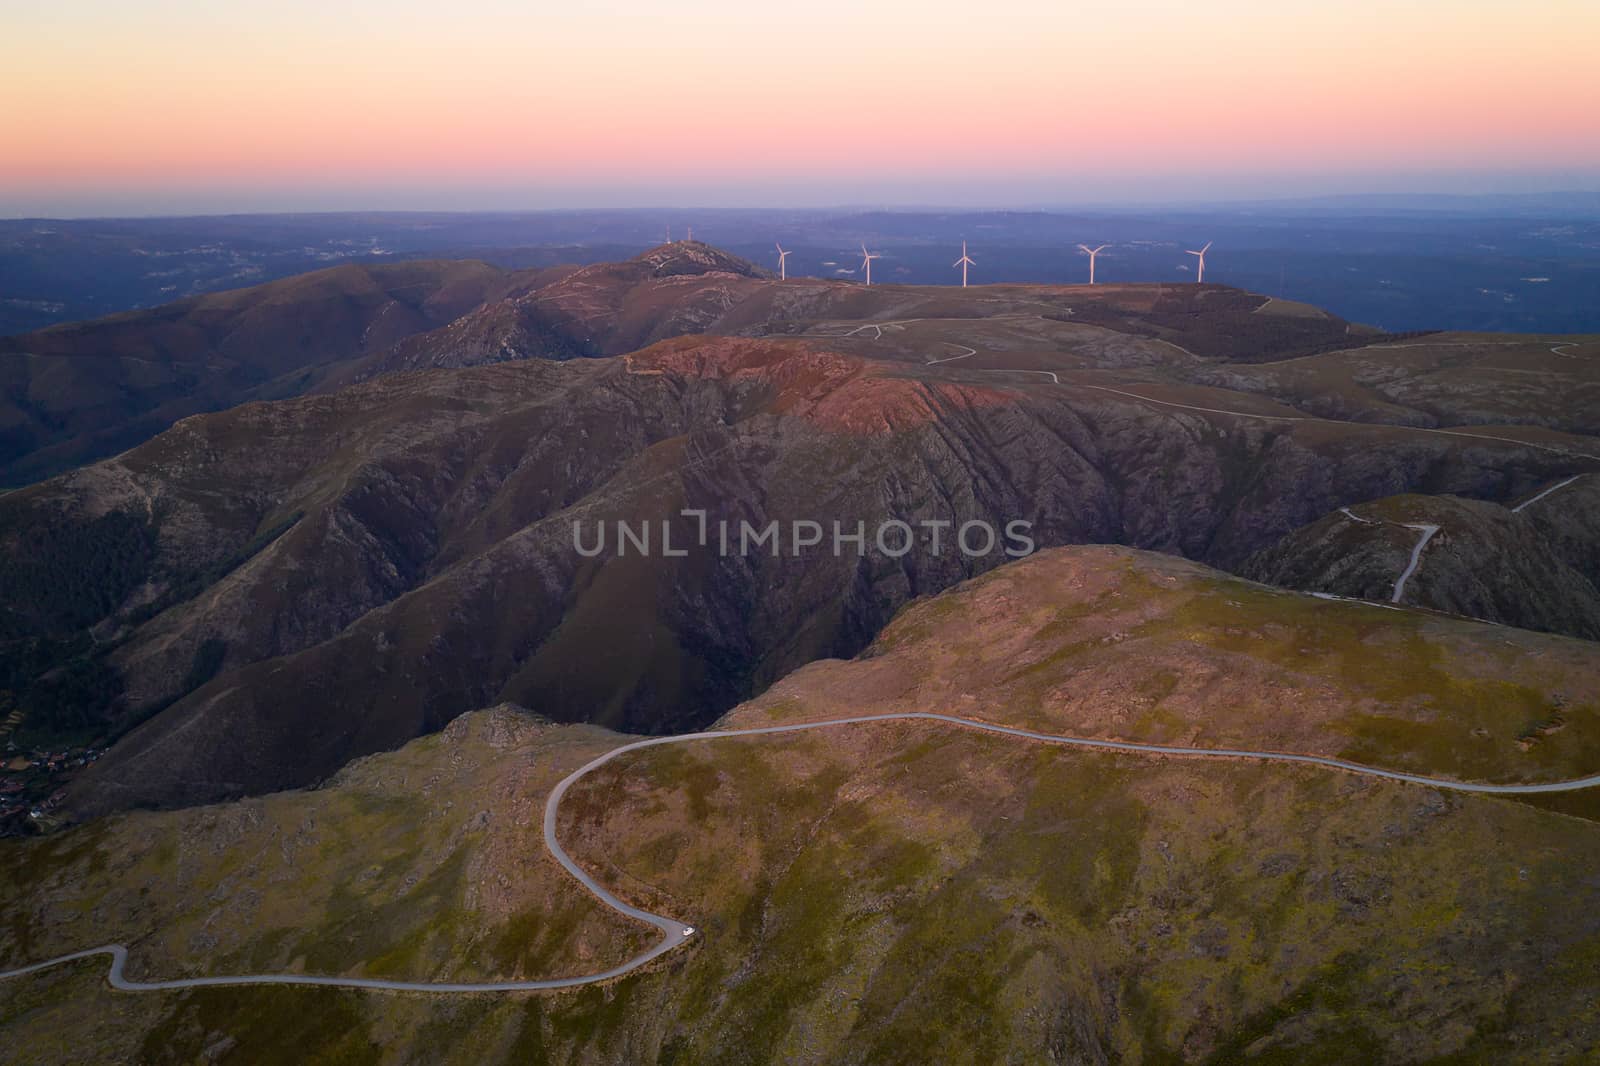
left=3, top=0, right=1598, bottom=215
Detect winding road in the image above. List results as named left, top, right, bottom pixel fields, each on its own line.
left=1390, top=523, right=1441, bottom=603
left=5, top=318, right=1598, bottom=998
left=6, top=709, right=1600, bottom=997
left=1336, top=507, right=1442, bottom=604
left=1333, top=470, right=1591, bottom=605
left=919, top=345, right=1591, bottom=609
left=1512, top=473, right=1585, bottom=513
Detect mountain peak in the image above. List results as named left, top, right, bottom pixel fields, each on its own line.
left=631, top=241, right=772, bottom=280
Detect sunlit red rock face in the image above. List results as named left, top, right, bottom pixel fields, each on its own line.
left=628, top=335, right=1018, bottom=434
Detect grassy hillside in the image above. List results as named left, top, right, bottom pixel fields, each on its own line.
left=2, top=548, right=1599, bottom=1062
left=1190, top=333, right=1600, bottom=433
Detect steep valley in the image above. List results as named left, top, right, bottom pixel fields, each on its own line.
left=1, top=252, right=1596, bottom=817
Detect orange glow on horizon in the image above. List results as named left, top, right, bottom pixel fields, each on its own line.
left=3, top=1, right=1598, bottom=209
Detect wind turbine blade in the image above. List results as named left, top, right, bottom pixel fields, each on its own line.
left=1201, top=241, right=1212, bottom=253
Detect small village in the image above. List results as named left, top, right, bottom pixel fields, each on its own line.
left=0, top=742, right=104, bottom=833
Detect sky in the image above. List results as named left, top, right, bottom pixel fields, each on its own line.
left=3, top=0, right=1598, bottom=216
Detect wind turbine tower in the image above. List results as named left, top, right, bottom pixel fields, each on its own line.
left=860, top=243, right=881, bottom=286
left=1077, top=243, right=1109, bottom=285
left=776, top=243, right=792, bottom=280
left=1186, top=241, right=1212, bottom=284
left=953, top=241, right=975, bottom=287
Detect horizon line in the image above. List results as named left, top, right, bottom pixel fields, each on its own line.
left=8, top=188, right=1600, bottom=223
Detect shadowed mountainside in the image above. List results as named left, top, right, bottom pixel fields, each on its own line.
left=0, top=260, right=508, bottom=485
left=1, top=243, right=1396, bottom=489
left=1, top=249, right=1596, bottom=817
left=306, top=241, right=776, bottom=389
left=3, top=548, right=1600, bottom=1062
left=1242, top=477, right=1600, bottom=639
left=0, top=327, right=1588, bottom=815
left=0, top=245, right=775, bottom=487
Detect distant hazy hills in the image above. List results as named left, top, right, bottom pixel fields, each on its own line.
left=6, top=205, right=1600, bottom=339
left=0, top=259, right=505, bottom=485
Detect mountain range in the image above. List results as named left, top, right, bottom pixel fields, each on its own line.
left=2, top=241, right=1599, bottom=1063
left=0, top=244, right=1594, bottom=819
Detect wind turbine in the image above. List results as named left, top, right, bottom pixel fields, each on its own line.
left=1077, top=243, right=1109, bottom=285
left=1186, top=241, right=1212, bottom=284
left=953, top=241, right=975, bottom=287
left=776, top=243, right=791, bottom=280
left=860, top=242, right=881, bottom=286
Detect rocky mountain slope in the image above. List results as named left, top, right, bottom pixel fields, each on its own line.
left=0, top=326, right=1588, bottom=815
left=1241, top=476, right=1600, bottom=639
left=0, top=245, right=776, bottom=487
left=0, top=242, right=1391, bottom=490
left=3, top=548, right=1599, bottom=1063
left=308, top=241, right=776, bottom=388
left=2, top=250, right=1595, bottom=818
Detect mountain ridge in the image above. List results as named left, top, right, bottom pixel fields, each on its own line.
left=0, top=249, right=1594, bottom=822
left=4, top=547, right=1600, bottom=1061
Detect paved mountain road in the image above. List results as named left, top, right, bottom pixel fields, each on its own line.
left=1333, top=506, right=1442, bottom=604
left=7, top=315, right=1599, bottom=999
left=6, top=709, right=1600, bottom=997
left=1512, top=473, right=1585, bottom=512
left=1390, top=523, right=1441, bottom=602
